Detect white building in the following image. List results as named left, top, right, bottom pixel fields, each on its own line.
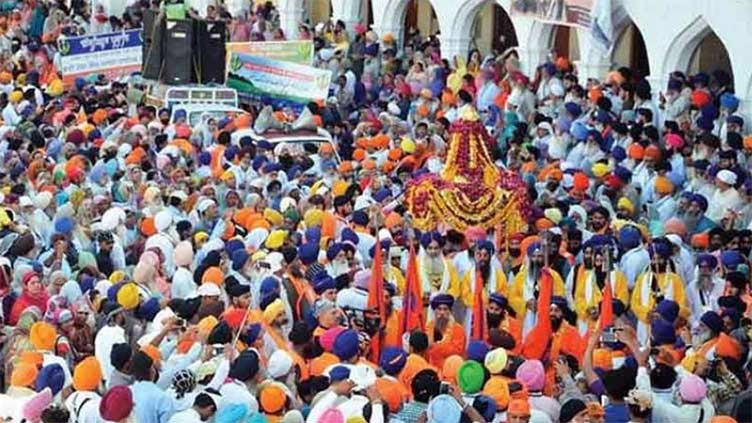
left=274, top=0, right=752, bottom=113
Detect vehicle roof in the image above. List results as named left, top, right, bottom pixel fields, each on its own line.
left=171, top=104, right=246, bottom=113
left=231, top=128, right=332, bottom=142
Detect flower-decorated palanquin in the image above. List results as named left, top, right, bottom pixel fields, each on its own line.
left=405, top=106, right=529, bottom=233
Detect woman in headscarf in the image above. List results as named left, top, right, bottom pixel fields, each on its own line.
left=2, top=306, right=41, bottom=386
left=8, top=272, right=48, bottom=326
left=406, top=61, right=429, bottom=95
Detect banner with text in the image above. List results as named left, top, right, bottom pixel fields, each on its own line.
left=510, top=0, right=593, bottom=28
left=58, top=29, right=142, bottom=87
left=225, top=40, right=314, bottom=66
left=226, top=52, right=331, bottom=106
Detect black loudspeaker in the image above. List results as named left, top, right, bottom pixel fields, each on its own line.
left=194, top=20, right=226, bottom=84
left=162, top=19, right=194, bottom=85
left=141, top=9, right=164, bottom=79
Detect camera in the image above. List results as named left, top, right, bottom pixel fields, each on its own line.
left=439, top=382, right=451, bottom=395
left=600, top=327, right=618, bottom=343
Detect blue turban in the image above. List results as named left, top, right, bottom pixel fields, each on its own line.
left=656, top=300, right=679, bottom=323
left=564, top=102, right=582, bottom=118
left=691, top=72, right=709, bottom=86
left=373, top=188, right=391, bottom=203
left=352, top=210, right=369, bottom=226
left=259, top=276, right=280, bottom=297
left=476, top=240, right=495, bottom=255
left=489, top=293, right=508, bottom=308
left=252, top=156, right=267, bottom=172
left=333, top=329, right=360, bottom=361
left=430, top=294, right=454, bottom=310
left=198, top=151, right=212, bottom=166
left=224, top=145, right=239, bottom=161
left=701, top=104, right=719, bottom=120
left=700, top=311, right=723, bottom=333
left=174, top=109, right=187, bottom=120
left=257, top=140, right=273, bottom=150
left=720, top=93, right=740, bottom=111
left=543, top=62, right=557, bottom=76
left=551, top=296, right=569, bottom=312
left=570, top=121, right=589, bottom=141
left=612, top=146, right=626, bottom=162
left=262, top=162, right=282, bottom=174
left=649, top=241, right=672, bottom=259
left=526, top=241, right=542, bottom=256
left=329, top=365, right=351, bottom=382
left=215, top=404, right=248, bottom=423
left=697, top=253, right=718, bottom=269
left=228, top=350, right=260, bottom=382
left=54, top=217, right=75, bottom=235
left=467, top=341, right=489, bottom=363
left=691, top=194, right=708, bottom=212
left=696, top=116, right=714, bottom=131
left=225, top=239, right=245, bottom=256
left=231, top=249, right=250, bottom=271
left=326, top=243, right=344, bottom=261
left=473, top=396, right=498, bottom=423
left=313, top=273, right=336, bottom=295
left=727, top=115, right=744, bottom=126
left=241, top=323, right=263, bottom=346
left=613, top=166, right=632, bottom=183
left=651, top=319, right=676, bottom=346
left=305, top=226, right=321, bottom=244
left=721, top=250, right=743, bottom=270
left=667, top=79, right=682, bottom=91
left=595, top=110, right=611, bottom=124
left=420, top=231, right=444, bottom=249
left=612, top=299, right=626, bottom=317
left=341, top=228, right=359, bottom=245
left=298, top=242, right=319, bottom=266
left=75, top=77, right=87, bottom=91
left=89, top=164, right=107, bottom=184
left=135, top=297, right=161, bottom=322
left=379, top=347, right=408, bottom=376
left=369, top=239, right=392, bottom=258
left=36, top=364, right=65, bottom=396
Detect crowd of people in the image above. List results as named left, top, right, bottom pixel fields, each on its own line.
left=0, top=0, right=750, bottom=422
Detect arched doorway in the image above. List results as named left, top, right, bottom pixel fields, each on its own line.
left=470, top=2, right=518, bottom=56
left=612, top=22, right=650, bottom=79
left=550, top=24, right=579, bottom=62
left=688, top=31, right=733, bottom=90
left=404, top=0, right=439, bottom=47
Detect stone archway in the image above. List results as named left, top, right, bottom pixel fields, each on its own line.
left=660, top=16, right=716, bottom=79
left=443, top=0, right=518, bottom=60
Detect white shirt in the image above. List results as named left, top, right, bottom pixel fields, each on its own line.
left=219, top=380, right=259, bottom=415
left=64, top=391, right=100, bottom=423
left=708, top=187, right=742, bottom=223
left=95, top=324, right=127, bottom=382
left=168, top=407, right=202, bottom=423
left=2, top=103, right=20, bottom=126
left=619, top=246, right=650, bottom=290
left=171, top=267, right=196, bottom=299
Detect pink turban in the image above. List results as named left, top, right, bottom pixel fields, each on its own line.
left=22, top=387, right=53, bottom=421
left=679, top=374, right=707, bottom=403
left=319, top=326, right=346, bottom=353
left=664, top=218, right=687, bottom=236
left=173, top=241, right=194, bottom=267
left=317, top=408, right=344, bottom=423
left=516, top=359, right=545, bottom=392
left=465, top=226, right=486, bottom=243
left=354, top=270, right=371, bottom=290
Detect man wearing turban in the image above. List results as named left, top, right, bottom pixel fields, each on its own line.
left=508, top=241, right=565, bottom=337
left=418, top=232, right=460, bottom=318
left=687, top=254, right=725, bottom=323
left=425, top=294, right=465, bottom=368
left=630, top=240, right=689, bottom=344
left=456, top=240, right=507, bottom=340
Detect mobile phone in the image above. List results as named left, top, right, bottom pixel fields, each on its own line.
left=600, top=327, right=617, bottom=343
left=213, top=345, right=225, bottom=355
left=439, top=382, right=451, bottom=395
left=175, top=319, right=185, bottom=327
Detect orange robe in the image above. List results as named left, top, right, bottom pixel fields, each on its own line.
left=426, top=320, right=466, bottom=368
left=497, top=316, right=523, bottom=355
left=398, top=353, right=436, bottom=391
left=383, top=311, right=402, bottom=349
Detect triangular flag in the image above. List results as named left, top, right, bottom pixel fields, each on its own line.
left=367, top=238, right=386, bottom=361
left=522, top=267, right=553, bottom=360
left=471, top=270, right=486, bottom=340
left=600, top=276, right=614, bottom=329
left=401, top=244, right=425, bottom=337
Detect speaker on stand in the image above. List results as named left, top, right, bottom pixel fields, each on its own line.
left=194, top=20, right=227, bottom=84
left=141, top=9, right=164, bottom=80
left=162, top=19, right=194, bottom=85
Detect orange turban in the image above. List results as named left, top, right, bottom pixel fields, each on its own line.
left=141, top=345, right=161, bottom=366
left=654, top=176, right=674, bottom=195
left=744, top=135, right=752, bottom=151
left=508, top=399, right=531, bottom=417
left=375, top=377, right=406, bottom=413
left=628, top=143, right=644, bottom=160
left=235, top=114, right=251, bottom=129
left=11, top=362, right=38, bottom=388
left=337, top=161, right=354, bottom=173
left=573, top=172, right=589, bottom=191
left=715, top=333, right=742, bottom=360
left=691, top=233, right=709, bottom=248
left=388, top=148, right=403, bottom=161
left=353, top=148, right=367, bottom=162
left=483, top=377, right=510, bottom=410
left=319, top=143, right=334, bottom=154
left=588, top=87, right=603, bottom=103
left=259, top=383, right=287, bottom=413
left=140, top=217, right=156, bottom=237
left=441, top=89, right=456, bottom=106
left=73, top=357, right=103, bottom=391
left=362, top=159, right=377, bottom=171
left=644, top=145, right=661, bottom=160
left=373, top=134, right=390, bottom=149
left=92, top=109, right=108, bottom=125
left=384, top=212, right=402, bottom=229
left=309, top=352, right=339, bottom=376
left=691, top=89, right=712, bottom=108
left=20, top=351, right=44, bottom=367
left=592, top=348, right=612, bottom=370
left=417, top=104, right=430, bottom=117
left=30, top=322, right=56, bottom=351
left=202, top=267, right=224, bottom=285
left=382, top=161, right=396, bottom=174
left=535, top=218, right=554, bottom=231
left=441, top=355, right=463, bottom=385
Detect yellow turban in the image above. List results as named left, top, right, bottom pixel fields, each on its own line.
left=400, top=137, right=416, bottom=154
left=265, top=230, right=288, bottom=250
left=47, top=79, right=64, bottom=97
left=198, top=316, right=219, bottom=337
left=332, top=180, right=348, bottom=198
left=263, top=298, right=285, bottom=325
left=617, top=197, right=634, bottom=214
left=304, top=209, right=324, bottom=227
left=264, top=208, right=284, bottom=227
left=221, top=169, right=235, bottom=181
left=592, top=162, right=610, bottom=178
left=10, top=362, right=38, bottom=388
left=543, top=208, right=562, bottom=224
left=116, top=283, right=140, bottom=310
left=194, top=231, right=209, bottom=244
left=9, top=90, right=22, bottom=103
left=30, top=322, right=57, bottom=351
left=251, top=251, right=267, bottom=262
left=654, top=176, right=674, bottom=195
left=73, top=356, right=103, bottom=391
left=484, top=348, right=508, bottom=374
left=109, top=270, right=126, bottom=284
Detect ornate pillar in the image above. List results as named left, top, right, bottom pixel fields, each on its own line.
left=278, top=0, right=305, bottom=40
left=331, top=0, right=362, bottom=37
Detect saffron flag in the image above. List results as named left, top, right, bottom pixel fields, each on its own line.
left=521, top=267, right=553, bottom=360
left=401, top=244, right=424, bottom=336
left=367, top=239, right=386, bottom=361
left=471, top=270, right=486, bottom=340
left=600, top=277, right=614, bottom=329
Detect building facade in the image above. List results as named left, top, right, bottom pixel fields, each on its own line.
left=274, top=0, right=752, bottom=114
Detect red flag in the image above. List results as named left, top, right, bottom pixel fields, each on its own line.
left=600, top=277, right=614, bottom=329
left=367, top=240, right=386, bottom=361
left=471, top=270, right=486, bottom=340
left=401, top=245, right=425, bottom=337
left=522, top=267, right=553, bottom=359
